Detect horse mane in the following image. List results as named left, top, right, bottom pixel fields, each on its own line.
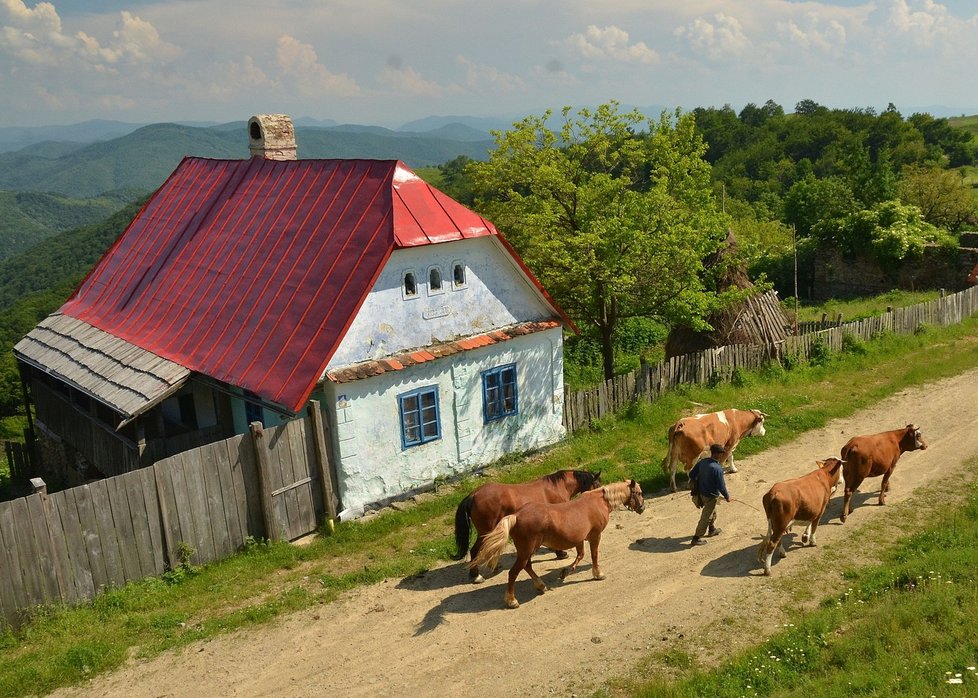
left=601, top=481, right=632, bottom=507
left=544, top=470, right=567, bottom=484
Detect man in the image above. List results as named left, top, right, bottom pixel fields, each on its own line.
left=688, top=443, right=731, bottom=546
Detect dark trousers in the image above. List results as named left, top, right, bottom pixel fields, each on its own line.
left=694, top=495, right=720, bottom=538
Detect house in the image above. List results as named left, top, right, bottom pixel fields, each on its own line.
left=14, top=114, right=571, bottom=516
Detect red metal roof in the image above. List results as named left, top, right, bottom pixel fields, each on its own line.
left=59, top=157, right=566, bottom=412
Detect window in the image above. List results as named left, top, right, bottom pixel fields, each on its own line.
left=399, top=386, right=441, bottom=447
left=244, top=390, right=264, bottom=426
left=428, top=266, right=444, bottom=294
left=403, top=271, right=417, bottom=297
left=482, top=364, right=518, bottom=422
left=452, top=262, right=466, bottom=288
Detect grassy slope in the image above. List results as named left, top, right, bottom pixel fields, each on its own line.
left=3, top=318, right=978, bottom=696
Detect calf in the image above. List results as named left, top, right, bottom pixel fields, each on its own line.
left=840, top=424, right=927, bottom=522
left=757, top=457, right=843, bottom=576
left=661, top=408, right=766, bottom=491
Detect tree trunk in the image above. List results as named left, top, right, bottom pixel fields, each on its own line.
left=600, top=323, right=615, bottom=381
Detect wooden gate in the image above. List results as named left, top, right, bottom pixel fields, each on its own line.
left=250, top=405, right=337, bottom=542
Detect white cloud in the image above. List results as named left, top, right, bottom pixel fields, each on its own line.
left=457, top=55, right=525, bottom=91
left=674, top=13, right=751, bottom=61
left=276, top=34, right=361, bottom=97
left=565, top=24, right=659, bottom=64
left=885, top=0, right=954, bottom=46
left=377, top=60, right=455, bottom=97
left=778, top=13, right=847, bottom=54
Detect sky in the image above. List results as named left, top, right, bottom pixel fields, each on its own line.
left=1, top=0, right=977, bottom=129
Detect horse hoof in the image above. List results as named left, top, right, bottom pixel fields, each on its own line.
left=763, top=569, right=771, bottom=576
left=555, top=550, right=569, bottom=560
left=506, top=599, right=519, bottom=609
left=594, top=573, right=606, bottom=581
left=471, top=575, right=485, bottom=584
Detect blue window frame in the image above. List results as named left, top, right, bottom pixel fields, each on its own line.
left=399, top=386, right=441, bottom=448
left=482, top=364, right=518, bottom=422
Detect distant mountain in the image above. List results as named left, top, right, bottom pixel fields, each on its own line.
left=0, top=122, right=494, bottom=198
left=0, top=119, right=220, bottom=153
left=0, top=190, right=135, bottom=262
left=398, top=115, right=516, bottom=134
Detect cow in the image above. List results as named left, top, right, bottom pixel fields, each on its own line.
left=839, top=424, right=927, bottom=522
left=757, top=457, right=844, bottom=575
left=661, top=408, right=767, bottom=491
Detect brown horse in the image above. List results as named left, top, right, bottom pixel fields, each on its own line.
left=469, top=480, right=645, bottom=608
left=453, top=469, right=601, bottom=583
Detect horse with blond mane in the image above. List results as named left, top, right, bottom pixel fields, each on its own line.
left=453, top=469, right=601, bottom=583
left=469, top=479, right=645, bottom=608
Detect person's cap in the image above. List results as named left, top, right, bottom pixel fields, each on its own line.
left=709, top=444, right=725, bottom=455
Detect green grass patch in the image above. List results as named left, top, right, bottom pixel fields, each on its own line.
left=631, top=486, right=978, bottom=697
left=790, top=289, right=942, bottom=323
left=4, top=318, right=978, bottom=696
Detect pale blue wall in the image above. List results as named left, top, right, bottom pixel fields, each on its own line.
left=326, top=236, right=557, bottom=370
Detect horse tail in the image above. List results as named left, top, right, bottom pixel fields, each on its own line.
left=452, top=494, right=474, bottom=561
left=468, top=514, right=515, bottom=573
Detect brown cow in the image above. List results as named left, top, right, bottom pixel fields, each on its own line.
left=757, top=457, right=843, bottom=575
left=661, top=408, right=767, bottom=491
left=839, top=424, right=927, bottom=522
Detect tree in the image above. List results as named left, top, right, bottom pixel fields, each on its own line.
left=899, top=165, right=978, bottom=232
left=470, top=102, right=728, bottom=380
left=784, top=175, right=858, bottom=237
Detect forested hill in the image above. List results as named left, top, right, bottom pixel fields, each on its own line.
left=0, top=122, right=494, bottom=198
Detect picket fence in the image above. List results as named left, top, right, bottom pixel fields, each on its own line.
left=563, top=286, right=978, bottom=434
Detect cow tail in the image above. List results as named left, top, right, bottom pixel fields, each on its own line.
left=661, top=423, right=683, bottom=475
left=452, top=494, right=474, bottom=560
left=469, top=514, right=515, bottom=573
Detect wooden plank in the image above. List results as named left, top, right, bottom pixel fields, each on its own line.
left=105, top=475, right=142, bottom=583
left=88, top=479, right=125, bottom=589
left=0, top=499, right=29, bottom=618
left=234, top=432, right=263, bottom=539
left=289, top=419, right=317, bottom=538
left=152, top=461, right=177, bottom=570
left=161, top=455, right=195, bottom=563
left=8, top=497, right=45, bottom=607
left=38, top=489, right=75, bottom=604
left=124, top=470, right=158, bottom=578
left=52, top=489, right=96, bottom=601
left=200, top=442, right=233, bottom=560
left=182, top=452, right=216, bottom=564
left=24, top=493, right=62, bottom=603
left=136, top=467, right=166, bottom=576
left=215, top=438, right=245, bottom=551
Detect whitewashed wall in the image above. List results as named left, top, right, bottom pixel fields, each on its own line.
left=326, top=236, right=557, bottom=369
left=321, top=327, right=565, bottom=517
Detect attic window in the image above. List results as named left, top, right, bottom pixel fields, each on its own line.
left=403, top=270, right=418, bottom=298
left=250, top=121, right=262, bottom=140
left=452, top=262, right=467, bottom=289
left=428, top=266, right=444, bottom=295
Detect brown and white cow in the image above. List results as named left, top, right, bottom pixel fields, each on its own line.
left=839, top=424, right=927, bottom=522
left=661, top=408, right=767, bottom=491
left=757, top=457, right=843, bottom=575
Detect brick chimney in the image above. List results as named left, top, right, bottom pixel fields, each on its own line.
left=248, top=114, right=297, bottom=160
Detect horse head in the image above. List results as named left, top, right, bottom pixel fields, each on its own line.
left=624, top=479, right=645, bottom=514
left=574, top=469, right=602, bottom=494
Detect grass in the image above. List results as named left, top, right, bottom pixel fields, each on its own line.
left=789, top=289, right=942, bottom=324
left=629, top=485, right=978, bottom=697
left=4, top=318, right=978, bottom=696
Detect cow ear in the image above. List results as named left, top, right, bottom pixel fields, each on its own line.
left=816, top=459, right=825, bottom=467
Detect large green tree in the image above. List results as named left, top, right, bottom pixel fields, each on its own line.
left=470, top=102, right=728, bottom=379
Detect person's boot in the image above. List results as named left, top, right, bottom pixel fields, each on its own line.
left=707, top=525, right=722, bottom=537
left=690, top=535, right=707, bottom=546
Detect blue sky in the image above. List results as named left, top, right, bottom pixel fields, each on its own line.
left=1, top=0, right=976, bottom=128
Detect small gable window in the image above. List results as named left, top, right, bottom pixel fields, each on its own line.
left=403, top=270, right=417, bottom=298
left=482, top=364, right=518, bottom=422
left=452, top=261, right=467, bottom=289
left=399, top=386, right=441, bottom=447
left=428, top=266, right=443, bottom=293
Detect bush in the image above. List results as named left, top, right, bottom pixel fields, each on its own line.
left=808, top=337, right=832, bottom=366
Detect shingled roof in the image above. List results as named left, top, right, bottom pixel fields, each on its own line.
left=43, top=157, right=565, bottom=413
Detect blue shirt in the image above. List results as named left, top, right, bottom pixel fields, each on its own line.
left=689, top=457, right=729, bottom=500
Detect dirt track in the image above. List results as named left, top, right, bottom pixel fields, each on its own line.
left=52, top=368, right=978, bottom=697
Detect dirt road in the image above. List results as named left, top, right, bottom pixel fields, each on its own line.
left=53, top=368, right=978, bottom=697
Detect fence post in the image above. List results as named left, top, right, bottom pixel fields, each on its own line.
left=307, top=401, right=338, bottom=533
left=249, top=421, right=278, bottom=542
left=152, top=463, right=176, bottom=569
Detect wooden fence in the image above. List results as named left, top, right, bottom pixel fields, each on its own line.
left=2, top=287, right=977, bottom=626
left=0, top=403, right=337, bottom=627
left=563, top=286, right=978, bottom=433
